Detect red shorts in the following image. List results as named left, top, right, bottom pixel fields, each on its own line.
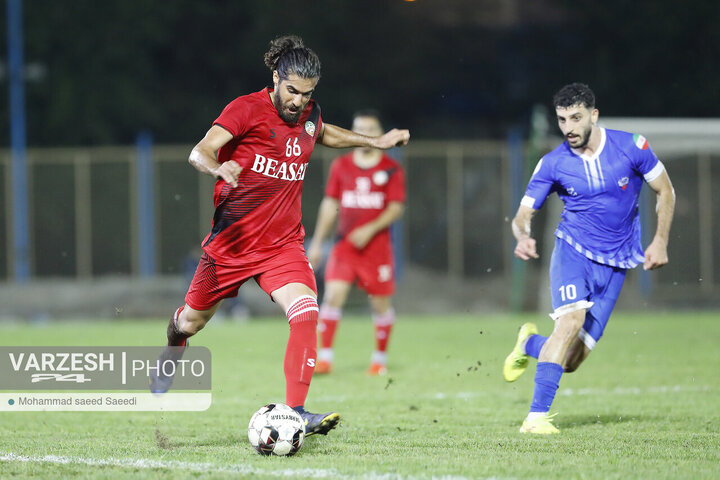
left=185, top=242, right=317, bottom=311
left=324, top=240, right=395, bottom=296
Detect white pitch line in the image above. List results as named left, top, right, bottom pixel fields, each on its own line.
left=315, top=384, right=714, bottom=403
left=5, top=386, right=710, bottom=476
left=0, top=452, right=498, bottom=480
left=558, top=384, right=713, bottom=397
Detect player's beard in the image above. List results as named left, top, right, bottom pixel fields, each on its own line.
left=568, top=124, right=592, bottom=149
left=273, top=90, right=302, bottom=124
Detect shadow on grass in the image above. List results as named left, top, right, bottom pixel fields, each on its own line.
left=559, top=413, right=657, bottom=429
left=154, top=428, right=240, bottom=449
left=157, top=434, right=341, bottom=456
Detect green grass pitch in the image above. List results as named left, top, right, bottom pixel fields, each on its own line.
left=1, top=312, right=718, bottom=479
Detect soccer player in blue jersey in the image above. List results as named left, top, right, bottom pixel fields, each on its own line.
left=503, top=83, right=675, bottom=434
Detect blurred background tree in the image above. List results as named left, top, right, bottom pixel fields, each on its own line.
left=1, top=0, right=718, bottom=146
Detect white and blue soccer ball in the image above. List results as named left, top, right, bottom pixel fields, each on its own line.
left=248, top=403, right=305, bottom=456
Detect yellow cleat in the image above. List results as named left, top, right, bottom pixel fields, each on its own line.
left=503, top=322, right=539, bottom=382
left=520, top=413, right=560, bottom=434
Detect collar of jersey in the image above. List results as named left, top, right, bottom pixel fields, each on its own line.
left=572, top=127, right=606, bottom=162
left=264, top=87, right=274, bottom=106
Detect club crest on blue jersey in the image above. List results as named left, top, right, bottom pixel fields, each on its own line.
left=522, top=128, right=660, bottom=269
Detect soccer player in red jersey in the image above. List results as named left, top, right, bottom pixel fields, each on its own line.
left=307, top=110, right=406, bottom=376
left=150, top=36, right=410, bottom=436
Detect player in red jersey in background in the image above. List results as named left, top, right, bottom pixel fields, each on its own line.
left=150, top=36, right=410, bottom=436
left=307, top=110, right=406, bottom=376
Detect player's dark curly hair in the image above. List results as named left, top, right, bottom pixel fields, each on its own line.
left=553, top=83, right=596, bottom=109
left=264, top=35, right=321, bottom=80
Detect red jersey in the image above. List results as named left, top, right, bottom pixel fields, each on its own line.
left=202, top=88, right=323, bottom=264
left=325, top=152, right=406, bottom=251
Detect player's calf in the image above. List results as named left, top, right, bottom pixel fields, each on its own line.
left=368, top=307, right=394, bottom=375
left=284, top=296, right=319, bottom=406
left=167, top=307, right=190, bottom=347
left=151, top=307, right=194, bottom=393
left=174, top=305, right=213, bottom=340
left=563, top=337, right=591, bottom=373
left=540, top=309, right=586, bottom=364
left=316, top=304, right=341, bottom=375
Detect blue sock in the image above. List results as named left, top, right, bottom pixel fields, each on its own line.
left=524, top=334, right=547, bottom=359
left=529, top=362, right=564, bottom=413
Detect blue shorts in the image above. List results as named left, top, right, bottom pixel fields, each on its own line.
left=549, top=238, right=627, bottom=349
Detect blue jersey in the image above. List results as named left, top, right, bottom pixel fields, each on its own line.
left=521, top=128, right=665, bottom=269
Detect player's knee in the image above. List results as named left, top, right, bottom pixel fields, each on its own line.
left=323, top=289, right=347, bottom=308
left=555, top=311, right=585, bottom=339
left=324, top=296, right=344, bottom=309
left=369, top=297, right=392, bottom=315
left=178, top=308, right=210, bottom=335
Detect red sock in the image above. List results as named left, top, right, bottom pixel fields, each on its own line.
left=284, top=296, right=319, bottom=408
left=167, top=306, right=189, bottom=347
left=318, top=305, right=341, bottom=349
left=373, top=309, right=395, bottom=353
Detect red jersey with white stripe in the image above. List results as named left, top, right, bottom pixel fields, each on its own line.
left=325, top=152, right=405, bottom=252
left=202, top=87, right=323, bottom=265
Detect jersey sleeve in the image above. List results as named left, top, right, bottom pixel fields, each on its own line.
left=324, top=159, right=342, bottom=199
left=213, top=97, right=250, bottom=138
left=629, top=133, right=664, bottom=182
left=521, top=157, right=555, bottom=210
left=316, top=113, right=324, bottom=141
left=386, top=164, right=406, bottom=203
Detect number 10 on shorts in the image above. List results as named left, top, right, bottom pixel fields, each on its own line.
left=559, top=284, right=577, bottom=301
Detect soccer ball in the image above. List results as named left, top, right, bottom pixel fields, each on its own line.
left=247, top=403, right=305, bottom=456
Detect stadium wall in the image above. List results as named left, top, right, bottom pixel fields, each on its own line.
left=0, top=133, right=717, bottom=319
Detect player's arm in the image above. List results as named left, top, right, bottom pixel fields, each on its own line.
left=643, top=169, right=675, bottom=270
left=188, top=125, right=242, bottom=187
left=318, top=123, right=410, bottom=149
left=307, top=197, right=340, bottom=268
left=347, top=201, right=405, bottom=250
left=511, top=205, right=539, bottom=261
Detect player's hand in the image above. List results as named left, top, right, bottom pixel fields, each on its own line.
left=307, top=241, right=324, bottom=270
left=373, top=129, right=410, bottom=149
left=643, top=237, right=668, bottom=270
left=213, top=160, right=242, bottom=188
left=514, top=238, right=539, bottom=261
left=347, top=224, right=376, bottom=249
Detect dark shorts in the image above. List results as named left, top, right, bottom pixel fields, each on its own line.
left=185, top=242, right=317, bottom=311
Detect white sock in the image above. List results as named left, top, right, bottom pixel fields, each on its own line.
left=370, top=350, right=387, bottom=365
left=318, top=348, right=334, bottom=362
left=526, top=411, right=548, bottom=421
left=520, top=337, right=530, bottom=355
